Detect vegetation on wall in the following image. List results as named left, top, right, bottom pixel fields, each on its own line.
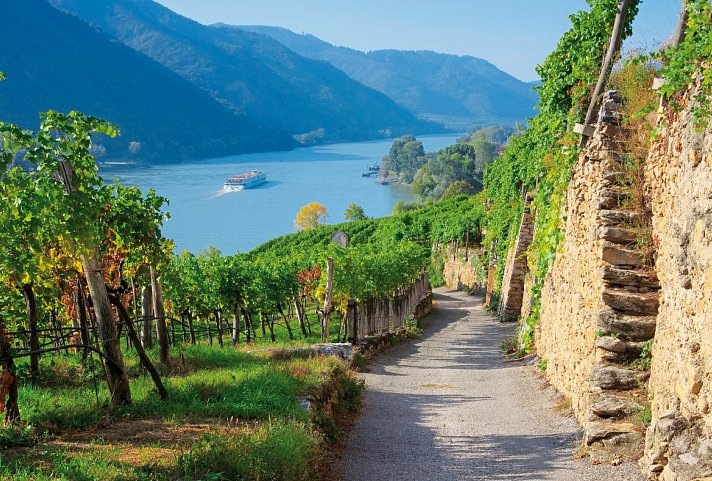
left=481, top=0, right=640, bottom=348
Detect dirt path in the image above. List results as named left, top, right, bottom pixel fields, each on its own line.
left=336, top=288, right=644, bottom=481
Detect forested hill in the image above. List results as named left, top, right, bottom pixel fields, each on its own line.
left=48, top=0, right=440, bottom=145
left=0, top=0, right=294, bottom=162
left=239, top=25, right=538, bottom=129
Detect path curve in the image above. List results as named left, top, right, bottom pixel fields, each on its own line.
left=337, top=288, right=644, bottom=481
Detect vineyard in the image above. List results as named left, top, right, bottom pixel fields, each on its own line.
left=0, top=104, right=484, bottom=479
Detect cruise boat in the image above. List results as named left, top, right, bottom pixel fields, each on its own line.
left=224, top=170, right=267, bottom=191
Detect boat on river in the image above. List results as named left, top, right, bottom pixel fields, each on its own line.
left=224, top=170, right=267, bottom=191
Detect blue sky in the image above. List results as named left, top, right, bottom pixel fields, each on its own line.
left=155, top=0, right=681, bottom=81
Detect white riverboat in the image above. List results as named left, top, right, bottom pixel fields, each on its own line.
left=223, top=170, right=267, bottom=191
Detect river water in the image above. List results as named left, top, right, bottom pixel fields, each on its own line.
left=101, top=133, right=462, bottom=254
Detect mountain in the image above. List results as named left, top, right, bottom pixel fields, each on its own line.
left=239, top=26, right=539, bottom=129
left=48, top=0, right=439, bottom=144
left=0, top=0, right=294, bottom=162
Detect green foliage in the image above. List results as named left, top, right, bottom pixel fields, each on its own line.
left=481, top=0, right=640, bottom=351
left=656, top=0, right=712, bottom=127
left=636, top=402, right=652, bottom=427
left=413, top=143, right=482, bottom=199
left=631, top=339, right=653, bottom=371
left=382, top=135, right=428, bottom=183
left=344, top=203, right=367, bottom=222
left=536, top=358, right=548, bottom=372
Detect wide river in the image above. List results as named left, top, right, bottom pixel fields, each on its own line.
left=102, top=133, right=462, bottom=254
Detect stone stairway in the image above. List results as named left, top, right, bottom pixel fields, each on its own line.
left=583, top=91, right=660, bottom=451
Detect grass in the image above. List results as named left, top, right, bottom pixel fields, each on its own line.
left=2, top=344, right=360, bottom=481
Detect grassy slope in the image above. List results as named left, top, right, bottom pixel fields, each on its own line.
left=0, top=345, right=360, bottom=481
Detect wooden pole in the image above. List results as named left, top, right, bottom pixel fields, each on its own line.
left=581, top=0, right=631, bottom=141
left=671, top=0, right=688, bottom=48
left=322, top=257, right=334, bottom=341
left=150, top=266, right=169, bottom=366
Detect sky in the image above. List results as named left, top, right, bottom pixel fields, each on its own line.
left=155, top=0, right=681, bottom=81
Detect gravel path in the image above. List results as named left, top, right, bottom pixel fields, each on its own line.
left=337, top=288, right=644, bottom=481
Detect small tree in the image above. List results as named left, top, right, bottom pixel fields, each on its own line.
left=344, top=203, right=367, bottom=222
left=294, top=202, right=328, bottom=231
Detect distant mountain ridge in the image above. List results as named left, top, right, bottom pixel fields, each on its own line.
left=49, top=0, right=439, bottom=145
left=239, top=26, right=539, bottom=129
left=0, top=0, right=294, bottom=162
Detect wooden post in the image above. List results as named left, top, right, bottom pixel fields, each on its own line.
left=322, top=257, right=334, bottom=341
left=671, top=0, right=688, bottom=48
left=349, top=299, right=358, bottom=345
left=150, top=266, right=169, bottom=366
left=140, top=285, right=153, bottom=349
left=581, top=0, right=631, bottom=145
left=232, top=308, right=240, bottom=346
left=81, top=253, right=132, bottom=406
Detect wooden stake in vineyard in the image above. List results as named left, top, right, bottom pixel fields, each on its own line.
left=322, top=257, right=334, bottom=341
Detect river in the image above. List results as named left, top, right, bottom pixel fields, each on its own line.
left=101, top=133, right=462, bottom=254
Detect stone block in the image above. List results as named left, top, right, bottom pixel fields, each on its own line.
left=599, top=209, right=643, bottom=226
left=596, top=309, right=657, bottom=341
left=596, top=336, right=627, bottom=353
left=599, top=226, right=637, bottom=244
left=590, top=395, right=630, bottom=418
left=590, top=365, right=640, bottom=390
left=601, top=242, right=643, bottom=266
left=601, top=265, right=660, bottom=288
left=585, top=420, right=642, bottom=445
left=602, top=288, right=659, bottom=315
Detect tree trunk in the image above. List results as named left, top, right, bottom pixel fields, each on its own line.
left=232, top=308, right=240, bottom=346
left=294, top=300, right=308, bottom=338
left=81, top=253, right=131, bottom=406
left=0, top=318, right=20, bottom=424
left=277, top=304, right=294, bottom=340
left=206, top=315, right=213, bottom=346
left=150, top=267, right=169, bottom=366
left=140, top=285, right=153, bottom=349
left=243, top=309, right=252, bottom=343
left=265, top=313, right=276, bottom=342
left=20, top=283, right=40, bottom=380
left=260, top=311, right=266, bottom=337
left=215, top=310, right=224, bottom=348
left=108, top=293, right=168, bottom=400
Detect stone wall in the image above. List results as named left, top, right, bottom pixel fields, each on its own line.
left=642, top=84, right=712, bottom=480
left=443, top=250, right=487, bottom=294
left=537, top=121, right=610, bottom=424
left=498, top=199, right=534, bottom=319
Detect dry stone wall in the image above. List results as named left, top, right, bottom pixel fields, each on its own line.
left=443, top=250, right=487, bottom=294
left=498, top=198, right=534, bottom=320
left=641, top=83, right=712, bottom=481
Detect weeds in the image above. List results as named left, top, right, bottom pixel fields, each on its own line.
left=536, top=359, right=548, bottom=372
left=630, top=339, right=654, bottom=371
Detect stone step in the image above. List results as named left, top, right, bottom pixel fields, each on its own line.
left=602, top=288, right=659, bottom=316
left=596, top=308, right=657, bottom=341
left=599, top=226, right=637, bottom=245
left=601, top=265, right=660, bottom=288
left=601, top=242, right=643, bottom=267
left=590, top=365, right=642, bottom=390
left=599, top=209, right=643, bottom=226
left=596, top=188, right=628, bottom=210
left=590, top=394, right=634, bottom=418
left=585, top=420, right=643, bottom=445
left=601, top=171, right=626, bottom=185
